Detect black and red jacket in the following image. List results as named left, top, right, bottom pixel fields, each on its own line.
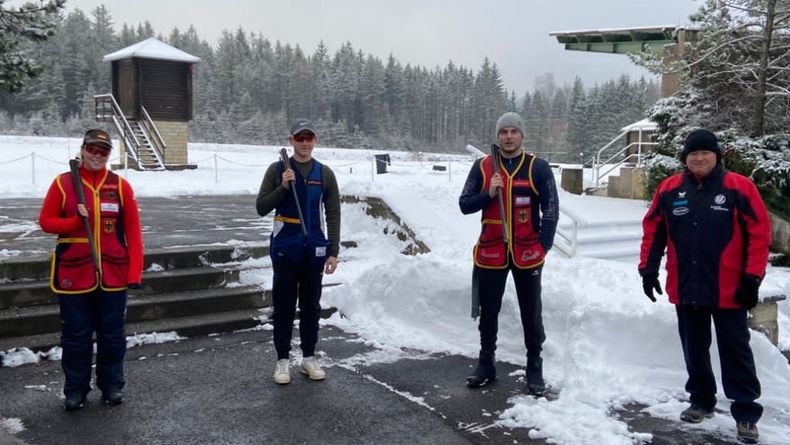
left=639, top=165, right=771, bottom=308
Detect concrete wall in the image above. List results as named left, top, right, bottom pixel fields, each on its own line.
left=560, top=168, right=583, bottom=195
left=606, top=167, right=646, bottom=200
left=154, top=120, right=189, bottom=165
left=770, top=212, right=790, bottom=254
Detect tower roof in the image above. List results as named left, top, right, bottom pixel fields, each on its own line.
left=103, top=37, right=201, bottom=63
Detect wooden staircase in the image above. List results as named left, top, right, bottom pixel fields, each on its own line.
left=94, top=94, right=166, bottom=170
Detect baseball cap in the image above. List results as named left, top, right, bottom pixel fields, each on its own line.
left=289, top=119, right=318, bottom=136
left=83, top=129, right=113, bottom=150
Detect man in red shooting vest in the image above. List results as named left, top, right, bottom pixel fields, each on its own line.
left=459, top=112, right=559, bottom=395
left=38, top=129, right=143, bottom=411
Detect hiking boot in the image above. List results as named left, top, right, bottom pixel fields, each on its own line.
left=526, top=355, right=545, bottom=396
left=466, top=351, right=496, bottom=388
left=273, top=359, right=291, bottom=385
left=680, top=404, right=714, bottom=423
left=64, top=393, right=86, bottom=411
left=300, top=356, right=326, bottom=381
left=736, top=421, right=759, bottom=444
left=102, top=389, right=124, bottom=405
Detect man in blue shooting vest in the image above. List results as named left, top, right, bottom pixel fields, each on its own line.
left=256, top=119, right=340, bottom=385
left=459, top=112, right=559, bottom=395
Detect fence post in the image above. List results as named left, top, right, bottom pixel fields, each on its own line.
left=370, top=157, right=374, bottom=182
left=124, top=152, right=129, bottom=178
left=31, top=152, right=36, bottom=185
left=214, top=153, right=219, bottom=184
left=448, top=160, right=452, bottom=182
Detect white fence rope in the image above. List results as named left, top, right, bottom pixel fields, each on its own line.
left=2, top=151, right=478, bottom=185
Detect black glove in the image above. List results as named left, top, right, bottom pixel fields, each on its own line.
left=128, top=282, right=141, bottom=290
left=640, top=272, right=662, bottom=302
left=734, top=274, right=761, bottom=309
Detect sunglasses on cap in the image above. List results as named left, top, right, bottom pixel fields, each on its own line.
left=292, top=133, right=315, bottom=143
left=84, top=144, right=111, bottom=157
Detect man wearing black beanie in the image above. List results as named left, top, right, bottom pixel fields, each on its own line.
left=638, top=128, right=772, bottom=444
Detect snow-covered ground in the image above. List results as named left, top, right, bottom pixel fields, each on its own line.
left=2, top=136, right=789, bottom=445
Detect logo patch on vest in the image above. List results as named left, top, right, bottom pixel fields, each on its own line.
left=103, top=219, right=115, bottom=233
left=673, top=207, right=690, bottom=216
left=519, top=209, right=528, bottom=223
left=521, top=250, right=540, bottom=261
left=306, top=179, right=322, bottom=186
left=315, top=246, right=326, bottom=257
left=62, top=278, right=72, bottom=288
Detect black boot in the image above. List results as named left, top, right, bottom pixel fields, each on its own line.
left=466, top=351, right=496, bottom=388
left=64, top=393, right=86, bottom=411
left=526, top=355, right=545, bottom=396
left=102, top=389, right=124, bottom=405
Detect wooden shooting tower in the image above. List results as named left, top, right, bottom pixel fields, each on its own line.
left=98, top=38, right=200, bottom=170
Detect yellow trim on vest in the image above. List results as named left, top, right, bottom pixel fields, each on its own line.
left=274, top=215, right=302, bottom=224
left=118, top=176, right=125, bottom=207
left=55, top=175, right=67, bottom=210
left=57, top=237, right=89, bottom=243
left=481, top=218, right=502, bottom=225
left=527, top=156, right=539, bottom=196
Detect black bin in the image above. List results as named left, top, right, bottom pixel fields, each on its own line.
left=375, top=154, right=390, bottom=174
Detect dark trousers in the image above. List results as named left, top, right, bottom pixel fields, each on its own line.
left=58, top=289, right=127, bottom=397
left=676, top=305, right=762, bottom=423
left=476, top=263, right=545, bottom=357
left=272, top=259, right=324, bottom=360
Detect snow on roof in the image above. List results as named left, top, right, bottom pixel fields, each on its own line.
left=620, top=118, right=657, bottom=132
left=549, top=25, right=679, bottom=36
left=102, top=38, right=201, bottom=63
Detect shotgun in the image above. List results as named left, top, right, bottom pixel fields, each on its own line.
left=279, top=148, right=308, bottom=236
left=68, top=159, right=100, bottom=274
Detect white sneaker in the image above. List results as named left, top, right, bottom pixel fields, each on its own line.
left=300, top=356, right=326, bottom=380
left=273, top=359, right=291, bottom=385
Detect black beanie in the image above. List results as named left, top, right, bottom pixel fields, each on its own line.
left=681, top=129, right=720, bottom=163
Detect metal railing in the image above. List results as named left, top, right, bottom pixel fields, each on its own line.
left=141, top=106, right=167, bottom=153
left=139, top=105, right=166, bottom=168
left=94, top=94, right=166, bottom=170
left=592, top=128, right=656, bottom=187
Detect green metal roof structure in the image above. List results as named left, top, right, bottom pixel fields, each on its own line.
left=550, top=25, right=678, bottom=55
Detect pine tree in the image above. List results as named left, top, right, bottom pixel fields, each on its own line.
left=0, top=0, right=65, bottom=92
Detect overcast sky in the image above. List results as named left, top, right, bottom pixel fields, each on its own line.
left=65, top=0, right=700, bottom=95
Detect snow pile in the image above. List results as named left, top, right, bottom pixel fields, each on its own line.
left=0, top=417, right=25, bottom=435
left=0, top=346, right=60, bottom=368
left=125, top=331, right=184, bottom=348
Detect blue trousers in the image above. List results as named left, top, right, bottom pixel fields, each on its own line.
left=676, top=305, right=762, bottom=423
left=476, top=263, right=545, bottom=357
left=58, top=289, right=127, bottom=397
left=271, top=258, right=324, bottom=360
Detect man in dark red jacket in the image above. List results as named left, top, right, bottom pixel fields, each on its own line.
left=639, top=129, right=771, bottom=444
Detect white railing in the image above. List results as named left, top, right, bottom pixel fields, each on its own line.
left=554, top=205, right=586, bottom=257
left=592, top=128, right=656, bottom=187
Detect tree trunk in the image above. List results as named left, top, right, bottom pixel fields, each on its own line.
left=752, top=0, right=777, bottom=137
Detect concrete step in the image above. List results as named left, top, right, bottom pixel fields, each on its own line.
left=0, top=244, right=268, bottom=282
left=0, top=266, right=244, bottom=310
left=0, top=285, right=268, bottom=338
left=0, top=308, right=266, bottom=353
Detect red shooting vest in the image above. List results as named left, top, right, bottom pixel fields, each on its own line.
left=474, top=153, right=544, bottom=269
left=49, top=170, right=130, bottom=294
